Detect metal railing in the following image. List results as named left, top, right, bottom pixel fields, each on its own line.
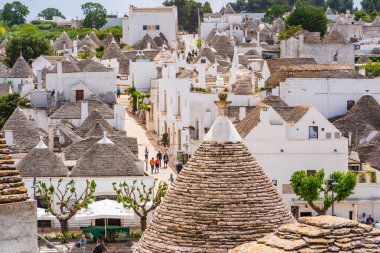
left=37, top=234, right=65, bottom=253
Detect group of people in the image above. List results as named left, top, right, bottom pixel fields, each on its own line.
left=360, top=213, right=377, bottom=227
left=186, top=49, right=198, bottom=63
left=145, top=149, right=169, bottom=175
left=77, top=235, right=108, bottom=253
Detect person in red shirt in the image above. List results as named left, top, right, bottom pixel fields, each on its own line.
left=155, top=158, right=160, bottom=173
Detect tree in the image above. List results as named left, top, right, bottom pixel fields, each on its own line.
left=291, top=169, right=357, bottom=215
left=278, top=25, right=303, bottom=40
left=228, top=0, right=248, bottom=12
left=37, top=178, right=97, bottom=237
left=163, top=0, right=203, bottom=33
left=203, top=1, right=213, bottom=13
left=364, top=60, right=380, bottom=76
left=327, top=0, right=353, bottom=13
left=285, top=5, right=328, bottom=36
left=6, top=28, right=51, bottom=66
left=361, top=0, right=380, bottom=13
left=81, top=2, right=107, bottom=29
left=354, top=10, right=370, bottom=21
left=0, top=93, right=30, bottom=127
left=0, top=1, right=29, bottom=26
left=113, top=179, right=168, bottom=231
left=38, top=8, right=66, bottom=20
left=126, top=87, right=150, bottom=112
left=264, top=5, right=286, bottom=23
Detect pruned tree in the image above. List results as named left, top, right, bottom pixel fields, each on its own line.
left=291, top=169, right=357, bottom=215
left=113, top=179, right=168, bottom=231
left=37, top=178, right=97, bottom=238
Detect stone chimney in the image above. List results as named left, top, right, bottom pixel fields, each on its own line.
left=81, top=101, right=89, bottom=122
left=239, top=107, right=246, bottom=121
left=147, top=42, right=151, bottom=50
left=4, top=130, right=13, bottom=147
left=48, top=125, right=54, bottom=150
left=36, top=70, right=42, bottom=91
left=61, top=151, right=65, bottom=161
left=57, top=61, right=63, bottom=75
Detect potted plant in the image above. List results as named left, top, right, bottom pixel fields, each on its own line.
left=358, top=171, right=367, bottom=183
left=161, top=133, right=169, bottom=147
left=368, top=170, right=377, bottom=183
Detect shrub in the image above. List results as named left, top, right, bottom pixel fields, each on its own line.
left=130, top=230, right=143, bottom=238
left=358, top=172, right=367, bottom=183
left=368, top=170, right=377, bottom=183
left=63, top=232, right=74, bottom=239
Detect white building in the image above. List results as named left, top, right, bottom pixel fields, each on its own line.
left=236, top=100, right=380, bottom=219
left=148, top=65, right=258, bottom=163
left=46, top=59, right=117, bottom=105
left=266, top=64, right=380, bottom=118
left=122, top=5, right=178, bottom=49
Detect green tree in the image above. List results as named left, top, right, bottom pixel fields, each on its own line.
left=0, top=1, right=29, bottom=26
left=203, top=1, right=213, bottom=13
left=81, top=2, right=107, bottom=29
left=95, top=26, right=122, bottom=42
left=37, top=179, right=97, bottom=237
left=113, top=179, right=168, bottom=231
left=163, top=0, right=203, bottom=33
left=354, top=10, right=370, bottom=21
left=264, top=5, right=286, bottom=23
left=326, top=0, right=353, bottom=13
left=6, top=27, right=51, bottom=66
left=38, top=8, right=66, bottom=20
left=127, top=87, right=150, bottom=112
left=278, top=25, right=303, bottom=40
left=291, top=169, right=357, bottom=215
left=228, top=0, right=248, bottom=12
left=364, top=60, right=380, bottom=76
left=285, top=5, right=328, bottom=36
left=0, top=93, right=30, bottom=127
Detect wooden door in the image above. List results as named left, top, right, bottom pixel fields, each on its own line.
left=76, top=90, right=84, bottom=101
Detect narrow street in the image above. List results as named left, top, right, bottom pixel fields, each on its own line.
left=117, top=95, right=177, bottom=185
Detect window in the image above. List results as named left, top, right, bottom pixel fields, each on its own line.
left=156, top=25, right=160, bottom=30
left=200, top=59, right=206, bottom=64
left=75, top=90, right=84, bottom=101
left=334, top=132, right=341, bottom=139
left=143, top=25, right=148, bottom=30
left=143, top=25, right=159, bottom=31
left=38, top=220, right=52, bottom=228
left=191, top=119, right=199, bottom=140
left=272, top=180, right=277, bottom=186
left=307, top=170, right=316, bottom=176
left=177, top=94, right=181, bottom=116
left=326, top=132, right=332, bottom=139
left=36, top=196, right=48, bottom=209
left=309, top=126, right=318, bottom=139
left=163, top=91, right=167, bottom=112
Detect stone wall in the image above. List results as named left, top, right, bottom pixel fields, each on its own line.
left=0, top=200, right=38, bottom=253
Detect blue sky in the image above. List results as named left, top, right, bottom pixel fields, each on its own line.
left=1, top=0, right=362, bottom=20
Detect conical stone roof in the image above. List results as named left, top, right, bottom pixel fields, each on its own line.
left=102, top=33, right=115, bottom=46
left=17, top=138, right=68, bottom=177
left=8, top=55, right=34, bottom=78
left=78, top=35, right=97, bottom=51
left=0, top=62, right=9, bottom=78
left=213, top=35, right=234, bottom=57
left=133, top=34, right=159, bottom=50
left=0, top=133, right=29, bottom=204
left=53, top=31, right=73, bottom=51
left=136, top=94, right=295, bottom=253
left=89, top=31, right=102, bottom=46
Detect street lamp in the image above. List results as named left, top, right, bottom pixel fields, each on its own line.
left=31, top=176, right=37, bottom=200
left=330, top=175, right=338, bottom=216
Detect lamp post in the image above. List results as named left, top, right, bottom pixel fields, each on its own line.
left=330, top=175, right=337, bottom=216
left=31, top=176, right=37, bottom=200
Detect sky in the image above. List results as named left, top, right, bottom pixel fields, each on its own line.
left=0, top=0, right=362, bottom=20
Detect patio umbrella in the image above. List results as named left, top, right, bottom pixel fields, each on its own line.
left=75, top=199, right=135, bottom=238
left=37, top=208, right=56, bottom=220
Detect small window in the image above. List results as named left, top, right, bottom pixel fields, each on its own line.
left=272, top=180, right=278, bottom=186
left=38, top=220, right=52, bottom=228
left=36, top=196, right=48, bottom=209
left=200, top=59, right=206, bottom=64
left=143, top=25, right=148, bottom=30
left=156, top=25, right=160, bottom=30
left=321, top=128, right=325, bottom=131
left=307, top=170, right=316, bottom=176
left=326, top=132, right=332, bottom=139
left=335, top=132, right=341, bottom=139
left=309, top=126, right=318, bottom=139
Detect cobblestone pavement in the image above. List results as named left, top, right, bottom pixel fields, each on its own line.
left=118, top=95, right=177, bottom=186
left=38, top=241, right=135, bottom=253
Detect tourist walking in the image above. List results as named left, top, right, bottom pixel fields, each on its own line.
left=78, top=234, right=87, bottom=253
left=156, top=151, right=162, bottom=167
left=150, top=157, right=155, bottom=175
left=155, top=158, right=160, bottom=173
left=116, top=86, right=121, bottom=98
left=176, top=162, right=183, bottom=174
left=163, top=153, right=169, bottom=168
left=367, top=214, right=375, bottom=225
